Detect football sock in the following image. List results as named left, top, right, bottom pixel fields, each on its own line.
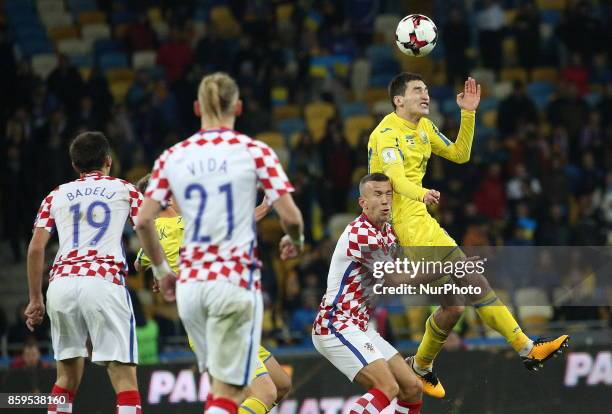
left=205, top=393, right=214, bottom=411
left=48, top=384, right=74, bottom=414
left=349, top=388, right=391, bottom=414
left=116, top=390, right=142, bottom=414
left=395, top=400, right=423, bottom=414
left=206, top=397, right=239, bottom=414
left=239, top=397, right=270, bottom=414
left=415, top=313, right=449, bottom=370
left=473, top=291, right=533, bottom=354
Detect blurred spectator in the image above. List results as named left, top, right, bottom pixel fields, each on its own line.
left=556, top=1, right=604, bottom=64
left=124, top=14, right=157, bottom=52
left=156, top=26, right=194, bottom=84
left=474, top=163, right=506, bottom=221
left=319, top=121, right=355, bottom=215
left=536, top=204, right=571, bottom=245
left=590, top=54, right=612, bottom=86
left=497, top=81, right=538, bottom=137
left=46, top=54, right=84, bottom=114
left=506, top=163, right=542, bottom=204
left=444, top=8, right=471, bottom=86
left=513, top=1, right=541, bottom=74
left=561, top=54, right=589, bottom=96
left=547, top=82, right=589, bottom=140
left=84, top=67, right=113, bottom=123
left=7, top=303, right=48, bottom=353
left=476, top=0, right=505, bottom=74
left=573, top=194, right=605, bottom=245
left=10, top=339, right=50, bottom=369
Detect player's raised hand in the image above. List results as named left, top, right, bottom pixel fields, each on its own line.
left=24, top=300, right=45, bottom=332
left=423, top=189, right=440, bottom=205
left=456, top=77, right=481, bottom=111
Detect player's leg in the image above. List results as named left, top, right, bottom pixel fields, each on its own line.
left=239, top=351, right=276, bottom=414
left=387, top=355, right=423, bottom=414
left=46, top=278, right=89, bottom=414
left=263, top=353, right=292, bottom=402
left=312, top=326, right=397, bottom=414
left=80, top=279, right=142, bottom=413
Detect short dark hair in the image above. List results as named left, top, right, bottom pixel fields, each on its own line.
left=69, top=131, right=111, bottom=173
left=388, top=72, right=425, bottom=108
left=359, top=173, right=390, bottom=195
left=136, top=173, right=151, bottom=194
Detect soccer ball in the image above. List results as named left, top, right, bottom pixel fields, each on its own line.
left=395, top=14, right=438, bottom=57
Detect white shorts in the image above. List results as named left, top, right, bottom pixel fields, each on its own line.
left=46, top=277, right=137, bottom=364
left=176, top=279, right=263, bottom=386
left=312, top=324, right=399, bottom=381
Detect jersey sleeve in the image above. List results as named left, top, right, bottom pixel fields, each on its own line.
left=428, top=111, right=475, bottom=163
left=33, top=188, right=59, bottom=234
left=145, top=150, right=173, bottom=204
left=248, top=141, right=294, bottom=204
left=136, top=248, right=151, bottom=270
left=347, top=225, right=393, bottom=268
left=125, top=182, right=144, bottom=225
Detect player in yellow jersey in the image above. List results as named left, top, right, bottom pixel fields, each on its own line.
left=134, top=174, right=291, bottom=414
left=368, top=73, right=569, bottom=398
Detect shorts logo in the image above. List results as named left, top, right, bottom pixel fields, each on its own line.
left=364, top=342, right=375, bottom=352
left=381, top=148, right=397, bottom=163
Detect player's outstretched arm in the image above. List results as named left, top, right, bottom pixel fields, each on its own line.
left=25, top=228, right=51, bottom=331
left=383, top=163, right=439, bottom=205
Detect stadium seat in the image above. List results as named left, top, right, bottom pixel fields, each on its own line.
left=492, top=81, right=513, bottom=99
left=504, top=10, right=517, bottom=25
left=470, top=68, right=495, bottom=89
left=31, top=53, right=58, bottom=78
left=132, top=50, right=157, bottom=69
left=79, top=67, right=91, bottom=80
left=41, top=11, right=73, bottom=29
left=364, top=88, right=388, bottom=107
left=515, top=287, right=553, bottom=331
left=273, top=105, right=300, bottom=121
left=70, top=53, right=93, bottom=68
left=478, top=97, right=499, bottom=112
left=540, top=9, right=561, bottom=25
left=374, top=14, right=401, bottom=43
left=147, top=7, right=163, bottom=23
left=277, top=118, right=305, bottom=140
left=68, top=0, right=97, bottom=13
left=48, top=26, right=79, bottom=42
left=350, top=58, right=371, bottom=100
left=328, top=213, right=355, bottom=240
left=94, top=39, right=122, bottom=57
left=271, top=86, right=289, bottom=106
left=531, top=67, right=558, bottom=83
left=105, top=68, right=134, bottom=83
left=20, top=38, right=53, bottom=56
left=306, top=117, right=328, bottom=141
left=110, top=80, right=132, bottom=103
left=527, top=82, right=555, bottom=98
left=78, top=10, right=107, bottom=25
left=100, top=52, right=129, bottom=70
left=536, top=0, right=566, bottom=10
left=344, top=115, right=374, bottom=148
left=501, top=67, right=528, bottom=83
left=58, top=38, right=92, bottom=56
left=276, top=3, right=294, bottom=22
left=210, top=5, right=241, bottom=38
left=481, top=110, right=497, bottom=128
left=371, top=100, right=393, bottom=117
left=36, top=0, right=66, bottom=15
left=339, top=101, right=369, bottom=120
left=256, top=132, right=284, bottom=148
left=502, top=37, right=517, bottom=57
left=304, top=101, right=335, bottom=123
left=82, top=23, right=111, bottom=42
left=152, top=21, right=169, bottom=40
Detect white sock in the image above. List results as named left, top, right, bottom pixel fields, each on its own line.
left=519, top=339, right=535, bottom=357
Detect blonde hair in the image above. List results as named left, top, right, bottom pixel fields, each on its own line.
left=198, top=72, right=239, bottom=121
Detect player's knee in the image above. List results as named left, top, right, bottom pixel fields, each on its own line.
left=378, top=380, right=399, bottom=400
left=398, top=375, right=422, bottom=401
left=253, top=377, right=277, bottom=408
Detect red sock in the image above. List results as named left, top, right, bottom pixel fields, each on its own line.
left=395, top=400, right=423, bottom=414
left=48, top=384, right=74, bottom=414
left=204, top=393, right=214, bottom=411
left=116, top=390, right=142, bottom=414
left=350, top=388, right=391, bottom=414
left=205, top=396, right=238, bottom=414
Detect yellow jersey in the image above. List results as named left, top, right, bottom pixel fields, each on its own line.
left=367, top=110, right=475, bottom=223
left=137, top=216, right=184, bottom=273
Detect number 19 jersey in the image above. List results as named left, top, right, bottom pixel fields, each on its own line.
left=34, top=172, right=144, bottom=286
left=145, top=128, right=294, bottom=290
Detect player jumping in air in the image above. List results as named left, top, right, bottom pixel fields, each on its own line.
left=136, top=72, right=304, bottom=414
left=367, top=73, right=569, bottom=397
left=134, top=175, right=292, bottom=414
left=311, top=173, right=424, bottom=414
left=26, top=132, right=144, bottom=414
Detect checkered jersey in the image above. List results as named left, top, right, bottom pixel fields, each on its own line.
left=145, top=128, right=293, bottom=290
left=33, top=172, right=143, bottom=285
left=313, top=214, right=397, bottom=334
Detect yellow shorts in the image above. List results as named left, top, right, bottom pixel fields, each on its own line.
left=393, top=214, right=463, bottom=261
left=188, top=337, right=271, bottom=379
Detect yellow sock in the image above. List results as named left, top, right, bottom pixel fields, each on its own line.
left=474, top=291, right=530, bottom=352
left=239, top=397, right=270, bottom=414
left=415, top=312, right=450, bottom=369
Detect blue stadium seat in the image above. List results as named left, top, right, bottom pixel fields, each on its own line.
left=540, top=10, right=561, bottom=25
left=478, top=97, right=500, bottom=112
left=584, top=92, right=602, bottom=108
left=111, top=11, right=137, bottom=25
left=20, top=39, right=54, bottom=57
left=67, top=0, right=97, bottom=13
left=340, top=102, right=369, bottom=119
left=94, top=39, right=122, bottom=58
left=99, top=52, right=129, bottom=70
left=429, top=85, right=454, bottom=101
left=277, top=118, right=305, bottom=139
left=441, top=98, right=457, bottom=114
left=70, top=54, right=93, bottom=68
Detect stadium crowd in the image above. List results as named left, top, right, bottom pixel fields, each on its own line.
left=1, top=0, right=611, bottom=359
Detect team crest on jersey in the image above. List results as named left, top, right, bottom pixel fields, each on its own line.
left=405, top=134, right=416, bottom=147
left=364, top=342, right=375, bottom=352
left=420, top=131, right=429, bottom=144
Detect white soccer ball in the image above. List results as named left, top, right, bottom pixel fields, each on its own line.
left=395, top=14, right=438, bottom=57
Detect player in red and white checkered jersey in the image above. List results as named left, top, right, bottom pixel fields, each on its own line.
left=25, top=132, right=143, bottom=414
left=312, top=174, right=423, bottom=414
left=136, top=72, right=303, bottom=414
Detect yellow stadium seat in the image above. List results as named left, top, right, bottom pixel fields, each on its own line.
left=79, top=67, right=92, bottom=81
left=500, top=67, right=528, bottom=83
left=504, top=10, right=517, bottom=24
left=210, top=6, right=241, bottom=38
left=273, top=105, right=300, bottom=121
left=48, top=26, right=79, bottom=42
left=304, top=101, right=335, bottom=123
left=344, top=115, right=375, bottom=147
left=256, top=132, right=284, bottom=148
left=364, top=88, right=388, bottom=107
left=148, top=7, right=163, bottom=23
left=78, top=11, right=106, bottom=25
left=503, top=38, right=517, bottom=56
left=110, top=80, right=132, bottom=103
left=276, top=3, right=294, bottom=21
left=307, top=117, right=328, bottom=141
left=531, top=66, right=558, bottom=83
left=482, top=110, right=497, bottom=128
left=536, top=0, right=566, bottom=10
left=105, top=68, right=134, bottom=83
